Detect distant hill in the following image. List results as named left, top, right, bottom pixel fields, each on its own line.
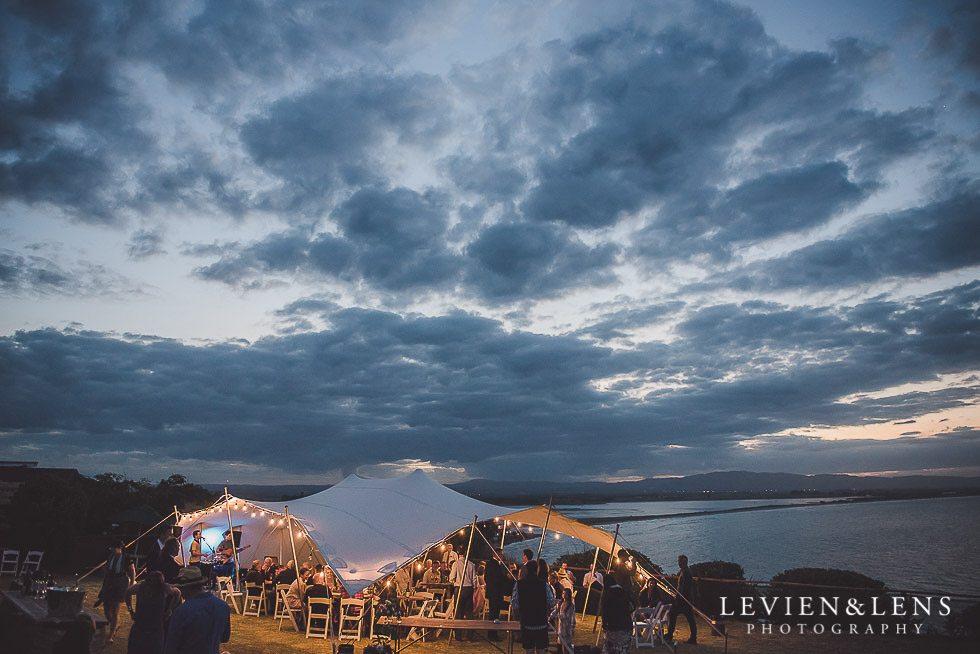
left=201, top=483, right=330, bottom=501
left=203, top=471, right=980, bottom=504
left=447, top=471, right=980, bottom=503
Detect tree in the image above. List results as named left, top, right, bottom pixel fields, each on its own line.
left=8, top=472, right=93, bottom=570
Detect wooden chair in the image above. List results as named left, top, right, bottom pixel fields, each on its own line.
left=339, top=598, right=366, bottom=641
left=243, top=582, right=266, bottom=617
left=273, top=583, right=291, bottom=619
left=1, top=549, right=19, bottom=576
left=306, top=597, right=333, bottom=639
left=277, top=588, right=302, bottom=632
left=20, top=551, right=43, bottom=574
left=216, top=576, right=243, bottom=614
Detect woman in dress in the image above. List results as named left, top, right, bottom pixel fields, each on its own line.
left=99, top=541, right=135, bottom=643
left=125, top=571, right=181, bottom=654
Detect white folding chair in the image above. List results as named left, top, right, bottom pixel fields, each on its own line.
left=306, top=597, right=333, bottom=639
left=406, top=598, right=438, bottom=641
left=273, top=583, right=291, bottom=619
left=651, top=603, right=671, bottom=645
left=633, top=604, right=660, bottom=648
left=216, top=576, right=243, bottom=614
left=339, top=598, right=366, bottom=640
left=278, top=588, right=302, bottom=632
left=242, top=582, right=266, bottom=617
left=1, top=549, right=19, bottom=576
left=20, top=551, right=43, bottom=574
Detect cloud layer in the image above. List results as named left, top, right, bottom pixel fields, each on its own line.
left=1, top=0, right=978, bottom=482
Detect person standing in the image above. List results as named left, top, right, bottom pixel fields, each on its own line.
left=449, top=552, right=477, bottom=640
left=512, top=560, right=555, bottom=654
left=164, top=567, right=231, bottom=654
left=188, top=530, right=203, bottom=566
left=100, top=541, right=135, bottom=644
left=665, top=554, right=697, bottom=645
left=442, top=543, right=459, bottom=567
left=599, top=570, right=633, bottom=654
left=125, top=570, right=181, bottom=654
left=553, top=586, right=576, bottom=654
left=484, top=548, right=509, bottom=641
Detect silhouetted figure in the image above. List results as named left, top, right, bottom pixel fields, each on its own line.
left=665, top=554, right=697, bottom=644
left=164, top=567, right=231, bottom=654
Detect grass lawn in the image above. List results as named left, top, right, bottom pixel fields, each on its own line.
left=77, top=577, right=973, bottom=654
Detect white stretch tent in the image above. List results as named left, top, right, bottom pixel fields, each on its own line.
left=177, top=469, right=626, bottom=593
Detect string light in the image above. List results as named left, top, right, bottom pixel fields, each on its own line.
left=269, top=519, right=275, bottom=525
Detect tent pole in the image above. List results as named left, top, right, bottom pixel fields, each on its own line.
left=78, top=509, right=178, bottom=583
left=474, top=519, right=518, bottom=582
left=174, top=505, right=186, bottom=566
left=499, top=520, right=507, bottom=550
left=535, top=497, right=554, bottom=559
left=580, top=546, right=601, bottom=619
left=285, top=506, right=300, bottom=585
left=592, top=524, right=620, bottom=645
left=224, top=488, right=241, bottom=591
left=450, top=515, right=479, bottom=644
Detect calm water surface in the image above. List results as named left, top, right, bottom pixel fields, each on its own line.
left=512, top=495, right=980, bottom=598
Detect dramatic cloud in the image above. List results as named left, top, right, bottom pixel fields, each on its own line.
left=1, top=1, right=978, bottom=482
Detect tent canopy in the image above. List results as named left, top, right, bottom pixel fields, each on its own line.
left=178, top=469, right=622, bottom=593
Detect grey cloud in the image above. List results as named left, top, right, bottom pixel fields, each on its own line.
left=717, top=161, right=865, bottom=242
left=127, top=229, right=166, bottom=260
left=577, top=302, right=685, bottom=342
left=3, top=282, right=978, bottom=480
left=240, top=73, right=451, bottom=211
left=195, top=186, right=461, bottom=292
left=0, top=250, right=140, bottom=298
left=464, top=221, right=619, bottom=301
left=723, top=184, right=980, bottom=291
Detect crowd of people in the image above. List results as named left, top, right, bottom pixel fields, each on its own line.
left=91, top=525, right=699, bottom=654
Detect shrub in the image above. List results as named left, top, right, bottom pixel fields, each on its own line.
left=767, top=567, right=890, bottom=629
left=947, top=601, right=980, bottom=641
left=689, top=560, right=758, bottom=620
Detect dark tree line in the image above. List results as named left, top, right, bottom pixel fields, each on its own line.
left=7, top=471, right=218, bottom=571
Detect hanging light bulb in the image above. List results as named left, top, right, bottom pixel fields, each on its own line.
left=251, top=512, right=256, bottom=518
left=269, top=518, right=275, bottom=525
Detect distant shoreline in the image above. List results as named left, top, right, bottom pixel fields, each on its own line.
left=575, top=492, right=978, bottom=525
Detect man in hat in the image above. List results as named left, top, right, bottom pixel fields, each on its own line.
left=164, top=566, right=231, bottom=654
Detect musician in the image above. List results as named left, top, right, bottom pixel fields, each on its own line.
left=188, top=530, right=203, bottom=565
left=214, top=529, right=248, bottom=578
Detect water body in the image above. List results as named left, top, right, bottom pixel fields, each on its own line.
left=511, top=495, right=980, bottom=600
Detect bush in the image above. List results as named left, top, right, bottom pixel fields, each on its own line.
left=947, top=602, right=980, bottom=641
left=689, top=560, right=758, bottom=620
left=768, top=567, right=890, bottom=629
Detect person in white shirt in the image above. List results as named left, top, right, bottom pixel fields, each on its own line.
left=449, top=554, right=477, bottom=640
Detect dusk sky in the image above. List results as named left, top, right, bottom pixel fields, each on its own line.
left=1, top=0, right=978, bottom=484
